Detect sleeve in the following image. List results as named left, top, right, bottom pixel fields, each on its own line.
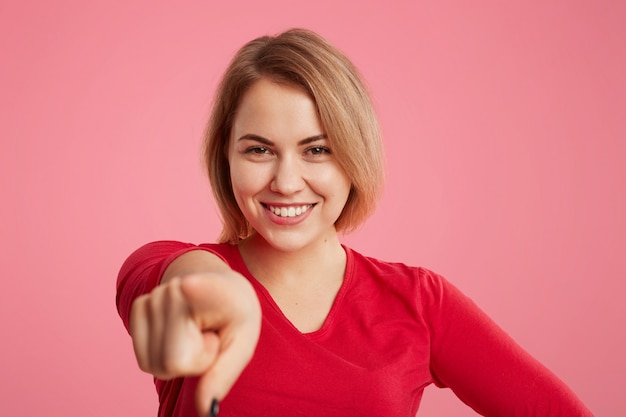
left=115, top=240, right=218, bottom=333
left=420, top=269, right=594, bottom=417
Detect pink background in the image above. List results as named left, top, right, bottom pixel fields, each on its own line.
left=1, top=1, right=624, bottom=415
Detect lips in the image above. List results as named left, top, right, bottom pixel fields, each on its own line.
left=264, top=204, right=313, bottom=218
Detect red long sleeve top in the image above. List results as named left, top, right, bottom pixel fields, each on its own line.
left=116, top=241, right=594, bottom=416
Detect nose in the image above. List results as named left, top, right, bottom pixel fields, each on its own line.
left=270, top=155, right=306, bottom=195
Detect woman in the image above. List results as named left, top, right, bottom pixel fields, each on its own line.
left=116, top=28, right=593, bottom=417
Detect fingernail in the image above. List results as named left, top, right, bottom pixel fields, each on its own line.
left=208, top=398, right=219, bottom=417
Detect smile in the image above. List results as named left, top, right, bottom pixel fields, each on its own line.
left=265, top=204, right=313, bottom=218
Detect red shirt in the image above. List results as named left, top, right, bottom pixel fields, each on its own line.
left=117, top=241, right=593, bottom=416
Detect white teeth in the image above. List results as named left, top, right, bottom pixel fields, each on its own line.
left=268, top=204, right=311, bottom=217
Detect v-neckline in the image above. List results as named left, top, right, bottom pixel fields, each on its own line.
left=227, top=244, right=354, bottom=337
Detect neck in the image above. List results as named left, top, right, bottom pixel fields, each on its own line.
left=237, top=232, right=346, bottom=288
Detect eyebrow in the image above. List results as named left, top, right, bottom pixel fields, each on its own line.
left=237, top=133, right=327, bottom=146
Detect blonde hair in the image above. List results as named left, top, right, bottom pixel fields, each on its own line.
left=204, top=28, right=384, bottom=243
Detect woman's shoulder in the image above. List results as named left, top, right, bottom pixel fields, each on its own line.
left=128, top=240, right=233, bottom=257
left=344, top=245, right=449, bottom=296
left=345, top=245, right=438, bottom=279
left=119, top=240, right=236, bottom=276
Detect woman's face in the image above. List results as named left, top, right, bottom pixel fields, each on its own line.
left=228, top=78, right=351, bottom=252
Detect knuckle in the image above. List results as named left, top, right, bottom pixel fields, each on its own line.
left=136, top=356, right=151, bottom=373
left=158, top=352, right=193, bottom=377
left=160, top=356, right=182, bottom=375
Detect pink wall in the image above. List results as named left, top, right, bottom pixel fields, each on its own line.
left=1, top=1, right=623, bottom=415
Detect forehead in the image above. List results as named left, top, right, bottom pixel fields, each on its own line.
left=232, top=78, right=323, bottom=140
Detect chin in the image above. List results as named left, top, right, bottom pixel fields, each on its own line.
left=255, top=229, right=324, bottom=253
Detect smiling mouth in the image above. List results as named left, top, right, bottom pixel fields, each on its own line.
left=264, top=204, right=314, bottom=218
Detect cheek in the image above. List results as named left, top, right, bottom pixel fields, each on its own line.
left=311, top=166, right=352, bottom=200
left=229, top=161, right=266, bottom=201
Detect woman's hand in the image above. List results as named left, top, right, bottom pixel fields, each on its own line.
left=129, top=251, right=261, bottom=416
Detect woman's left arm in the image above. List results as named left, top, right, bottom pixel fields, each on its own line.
left=421, top=269, right=594, bottom=417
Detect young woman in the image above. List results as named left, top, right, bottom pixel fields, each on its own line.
left=116, top=29, right=593, bottom=417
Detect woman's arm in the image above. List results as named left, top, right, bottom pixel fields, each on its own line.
left=117, top=242, right=261, bottom=416
left=421, top=270, right=593, bottom=416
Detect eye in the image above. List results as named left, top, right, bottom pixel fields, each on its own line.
left=242, top=145, right=274, bottom=161
left=245, top=146, right=271, bottom=155
left=305, top=146, right=331, bottom=156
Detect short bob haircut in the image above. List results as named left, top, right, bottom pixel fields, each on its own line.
left=204, top=28, right=385, bottom=244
